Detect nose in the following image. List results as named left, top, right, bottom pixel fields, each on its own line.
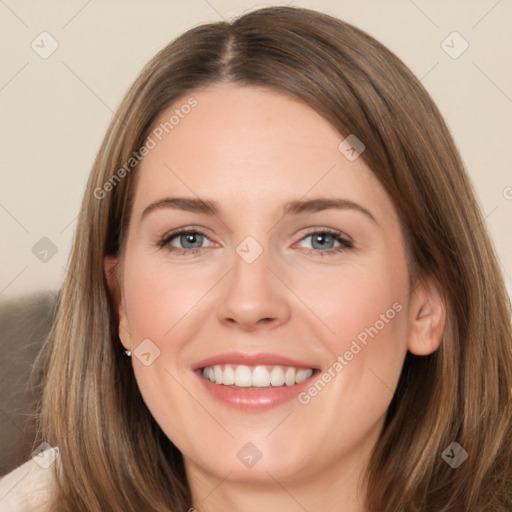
left=216, top=244, right=291, bottom=332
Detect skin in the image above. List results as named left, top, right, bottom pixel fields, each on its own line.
left=106, top=82, right=445, bottom=512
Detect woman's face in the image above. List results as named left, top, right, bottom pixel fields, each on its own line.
left=109, top=83, right=438, bottom=489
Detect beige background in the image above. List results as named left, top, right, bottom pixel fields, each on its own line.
left=1, top=0, right=511, bottom=299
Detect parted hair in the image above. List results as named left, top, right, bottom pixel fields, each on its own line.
left=32, top=6, right=512, bottom=511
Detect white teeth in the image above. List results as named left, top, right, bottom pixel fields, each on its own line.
left=201, top=364, right=314, bottom=388
left=285, top=367, right=296, bottom=386
left=223, top=365, right=235, bottom=385
left=234, top=365, right=252, bottom=387
left=270, top=366, right=285, bottom=386
left=295, top=369, right=312, bottom=384
left=252, top=366, right=270, bottom=387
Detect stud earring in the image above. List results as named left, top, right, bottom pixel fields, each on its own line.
left=123, top=348, right=132, bottom=357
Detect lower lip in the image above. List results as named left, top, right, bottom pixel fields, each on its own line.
left=195, top=370, right=318, bottom=412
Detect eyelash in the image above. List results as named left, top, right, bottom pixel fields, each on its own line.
left=156, top=227, right=354, bottom=257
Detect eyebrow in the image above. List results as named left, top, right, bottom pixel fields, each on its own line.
left=141, top=196, right=377, bottom=223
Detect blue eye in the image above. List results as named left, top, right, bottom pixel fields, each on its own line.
left=157, top=229, right=211, bottom=255
left=298, top=229, right=353, bottom=255
left=157, top=227, right=353, bottom=256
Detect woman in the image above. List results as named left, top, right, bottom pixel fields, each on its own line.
left=1, top=5, right=510, bottom=511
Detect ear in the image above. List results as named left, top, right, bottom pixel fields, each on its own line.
left=104, top=256, right=130, bottom=351
left=407, top=275, right=446, bottom=356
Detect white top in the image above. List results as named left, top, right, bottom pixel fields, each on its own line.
left=0, top=447, right=59, bottom=512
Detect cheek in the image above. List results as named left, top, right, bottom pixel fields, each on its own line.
left=121, top=254, right=206, bottom=446
left=290, top=262, right=410, bottom=457
left=122, top=251, right=207, bottom=345
left=297, top=255, right=411, bottom=421
left=302, top=259, right=409, bottom=357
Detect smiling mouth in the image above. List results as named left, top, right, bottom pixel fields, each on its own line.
left=199, top=364, right=318, bottom=389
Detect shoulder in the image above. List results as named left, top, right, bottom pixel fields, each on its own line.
left=0, top=446, right=60, bottom=512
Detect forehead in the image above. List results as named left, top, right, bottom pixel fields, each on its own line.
left=132, top=83, right=395, bottom=222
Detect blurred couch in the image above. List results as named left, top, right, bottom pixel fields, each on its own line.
left=0, top=290, right=58, bottom=476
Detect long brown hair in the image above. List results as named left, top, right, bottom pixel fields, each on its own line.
left=33, top=6, right=512, bottom=511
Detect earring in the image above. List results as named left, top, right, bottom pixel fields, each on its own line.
left=123, top=348, right=132, bottom=357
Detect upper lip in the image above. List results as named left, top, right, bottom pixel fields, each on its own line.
left=192, top=352, right=319, bottom=371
